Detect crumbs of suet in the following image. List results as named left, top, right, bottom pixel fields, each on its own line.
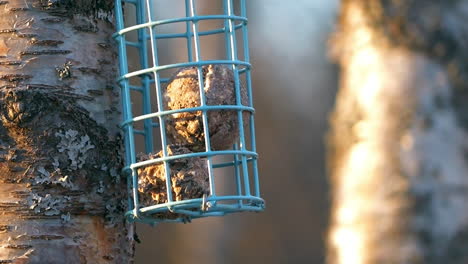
left=137, top=145, right=209, bottom=219
left=164, top=64, right=249, bottom=151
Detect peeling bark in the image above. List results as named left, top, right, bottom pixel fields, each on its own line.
left=328, top=1, right=468, bottom=264
left=0, top=0, right=133, bottom=263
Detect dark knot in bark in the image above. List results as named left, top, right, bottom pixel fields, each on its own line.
left=1, top=90, right=45, bottom=126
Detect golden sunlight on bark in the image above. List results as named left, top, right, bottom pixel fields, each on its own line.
left=328, top=1, right=468, bottom=263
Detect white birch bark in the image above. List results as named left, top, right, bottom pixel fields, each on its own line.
left=0, top=0, right=134, bottom=263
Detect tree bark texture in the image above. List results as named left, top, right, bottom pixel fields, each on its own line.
left=328, top=1, right=468, bottom=263
left=0, top=0, right=134, bottom=263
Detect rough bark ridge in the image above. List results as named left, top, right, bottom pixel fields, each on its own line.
left=0, top=0, right=134, bottom=263
left=328, top=1, right=468, bottom=264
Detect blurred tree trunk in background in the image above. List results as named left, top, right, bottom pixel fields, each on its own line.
left=328, top=0, right=468, bottom=263
left=0, top=0, right=134, bottom=262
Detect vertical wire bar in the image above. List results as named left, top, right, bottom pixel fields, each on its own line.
left=185, top=0, right=193, bottom=62
left=224, top=0, right=243, bottom=207
left=115, top=0, right=132, bottom=211
left=145, top=0, right=174, bottom=203
left=189, top=0, right=217, bottom=197
left=136, top=0, right=154, bottom=153
left=115, top=0, right=130, bottom=166
left=226, top=0, right=250, bottom=196
left=233, top=144, right=243, bottom=207
left=115, top=0, right=139, bottom=215
left=240, top=0, right=260, bottom=198
left=223, top=0, right=232, bottom=61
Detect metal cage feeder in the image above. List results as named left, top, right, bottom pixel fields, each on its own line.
left=114, top=0, right=264, bottom=224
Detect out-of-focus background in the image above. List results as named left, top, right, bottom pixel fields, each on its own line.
left=129, top=1, right=340, bottom=263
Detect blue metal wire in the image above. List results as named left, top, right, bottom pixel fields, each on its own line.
left=114, top=0, right=264, bottom=224
left=136, top=0, right=154, bottom=153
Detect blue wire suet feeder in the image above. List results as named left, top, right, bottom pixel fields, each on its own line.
left=114, top=0, right=264, bottom=224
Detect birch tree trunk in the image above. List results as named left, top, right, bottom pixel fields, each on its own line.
left=328, top=1, right=468, bottom=263
left=0, top=0, right=134, bottom=263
